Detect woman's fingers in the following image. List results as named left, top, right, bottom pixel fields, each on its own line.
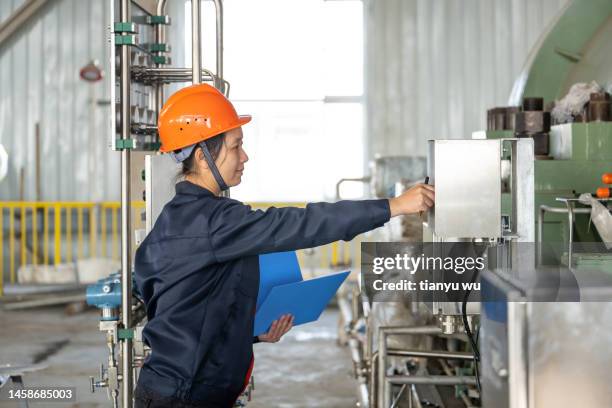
left=278, top=315, right=293, bottom=335
left=389, top=183, right=436, bottom=216
left=273, top=315, right=293, bottom=339
left=423, top=188, right=435, bottom=201
left=275, top=315, right=291, bottom=336
left=261, top=314, right=294, bottom=342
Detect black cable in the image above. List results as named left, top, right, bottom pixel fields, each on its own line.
left=462, top=242, right=485, bottom=396
left=462, top=273, right=482, bottom=394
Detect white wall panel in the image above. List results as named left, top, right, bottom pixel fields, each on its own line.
left=365, top=0, right=569, bottom=160
left=0, top=0, right=186, bottom=201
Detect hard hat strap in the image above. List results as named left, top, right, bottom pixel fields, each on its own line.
left=199, top=141, right=229, bottom=192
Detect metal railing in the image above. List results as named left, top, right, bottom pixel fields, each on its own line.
left=0, top=201, right=360, bottom=296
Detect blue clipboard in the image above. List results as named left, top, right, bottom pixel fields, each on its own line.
left=254, top=252, right=350, bottom=336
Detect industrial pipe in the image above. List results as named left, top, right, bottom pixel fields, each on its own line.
left=378, top=326, right=442, bottom=408
left=212, top=0, right=224, bottom=89
left=191, top=0, right=201, bottom=84
left=338, top=293, right=369, bottom=407
left=335, top=176, right=371, bottom=200
left=387, top=375, right=477, bottom=386
left=386, top=348, right=474, bottom=361
left=133, top=66, right=217, bottom=80
left=154, top=0, right=168, bottom=133
left=119, top=0, right=133, bottom=406
left=410, top=385, right=423, bottom=408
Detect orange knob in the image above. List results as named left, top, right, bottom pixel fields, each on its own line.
left=602, top=173, right=612, bottom=184
left=596, top=187, right=610, bottom=198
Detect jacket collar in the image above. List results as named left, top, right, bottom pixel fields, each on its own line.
left=175, top=180, right=216, bottom=197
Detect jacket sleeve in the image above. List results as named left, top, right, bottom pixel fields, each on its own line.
left=208, top=199, right=391, bottom=263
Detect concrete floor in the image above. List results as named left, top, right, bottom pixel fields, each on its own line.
left=0, top=307, right=357, bottom=408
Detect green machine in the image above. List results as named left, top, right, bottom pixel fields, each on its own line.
left=484, top=122, right=611, bottom=266
left=480, top=0, right=612, bottom=268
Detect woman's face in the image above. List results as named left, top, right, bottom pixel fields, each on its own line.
left=214, top=127, right=249, bottom=187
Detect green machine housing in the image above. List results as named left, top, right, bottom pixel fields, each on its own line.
left=485, top=124, right=612, bottom=267
left=481, top=0, right=612, bottom=269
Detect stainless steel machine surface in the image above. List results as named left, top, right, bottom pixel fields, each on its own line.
left=428, top=139, right=502, bottom=240
left=481, top=267, right=612, bottom=408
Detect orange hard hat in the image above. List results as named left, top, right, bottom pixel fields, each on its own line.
left=158, top=84, right=251, bottom=153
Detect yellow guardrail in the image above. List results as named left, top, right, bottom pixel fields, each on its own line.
left=0, top=201, right=356, bottom=296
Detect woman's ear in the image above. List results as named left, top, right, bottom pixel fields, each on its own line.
left=196, top=148, right=209, bottom=171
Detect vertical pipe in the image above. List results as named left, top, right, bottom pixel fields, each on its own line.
left=191, top=0, right=201, bottom=84
left=378, top=328, right=388, bottom=408
left=155, top=0, right=168, bottom=145
left=35, top=123, right=41, bottom=201
left=119, top=0, right=133, bottom=406
left=212, top=0, right=223, bottom=80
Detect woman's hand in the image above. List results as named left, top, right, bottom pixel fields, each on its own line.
left=388, top=183, right=435, bottom=216
left=258, top=314, right=294, bottom=343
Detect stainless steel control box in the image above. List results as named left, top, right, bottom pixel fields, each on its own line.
left=427, top=139, right=502, bottom=239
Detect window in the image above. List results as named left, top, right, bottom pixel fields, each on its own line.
left=185, top=0, right=364, bottom=201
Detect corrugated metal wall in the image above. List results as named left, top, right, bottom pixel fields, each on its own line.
left=365, top=0, right=570, bottom=160
left=0, top=0, right=26, bottom=23
left=0, top=0, right=186, bottom=201
left=0, top=0, right=111, bottom=201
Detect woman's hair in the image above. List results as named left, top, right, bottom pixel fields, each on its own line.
left=178, top=132, right=226, bottom=178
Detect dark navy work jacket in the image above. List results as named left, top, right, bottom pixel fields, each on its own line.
left=134, top=180, right=390, bottom=405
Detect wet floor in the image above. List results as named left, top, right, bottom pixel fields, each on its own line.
left=0, top=307, right=357, bottom=408
left=250, top=309, right=357, bottom=408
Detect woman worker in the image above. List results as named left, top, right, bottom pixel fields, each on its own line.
left=134, top=83, right=435, bottom=408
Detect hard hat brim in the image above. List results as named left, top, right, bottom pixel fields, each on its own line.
left=235, top=115, right=252, bottom=127
left=159, top=114, right=252, bottom=153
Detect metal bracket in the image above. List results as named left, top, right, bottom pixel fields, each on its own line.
left=113, top=22, right=136, bottom=33
left=115, top=34, right=137, bottom=46
left=115, top=139, right=136, bottom=150
left=151, top=55, right=171, bottom=65
left=146, top=15, right=171, bottom=25
left=118, top=328, right=134, bottom=340
left=146, top=43, right=170, bottom=53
